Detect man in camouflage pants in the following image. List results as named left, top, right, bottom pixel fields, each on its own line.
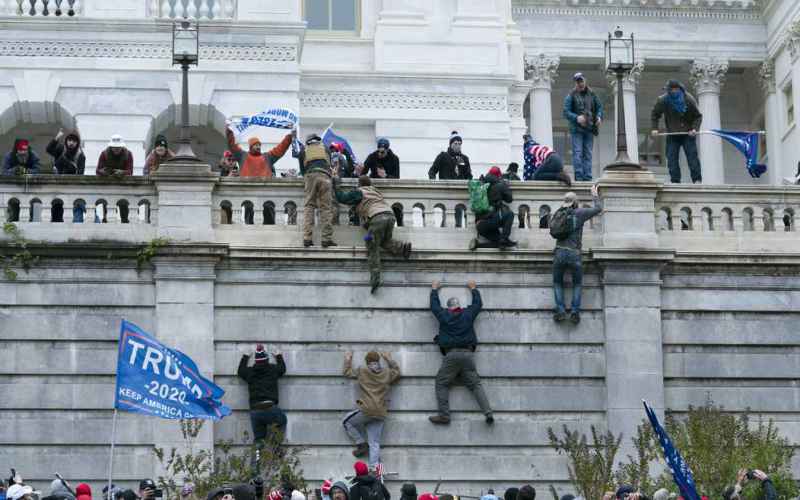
left=335, top=176, right=412, bottom=293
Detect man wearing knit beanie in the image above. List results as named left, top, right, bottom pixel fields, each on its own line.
left=517, top=486, right=536, bottom=500
left=237, top=343, right=288, bottom=463
left=428, top=130, right=472, bottom=180
left=342, top=350, right=401, bottom=468
left=349, top=461, right=389, bottom=500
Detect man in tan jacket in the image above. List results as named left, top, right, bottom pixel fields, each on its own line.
left=342, top=350, right=401, bottom=469
left=334, top=176, right=412, bottom=293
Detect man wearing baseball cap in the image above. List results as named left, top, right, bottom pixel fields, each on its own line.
left=2, top=138, right=41, bottom=176
left=470, top=166, right=516, bottom=250
left=96, top=134, right=133, bottom=177
left=562, top=72, right=603, bottom=181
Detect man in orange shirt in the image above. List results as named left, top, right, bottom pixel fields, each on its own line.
left=225, top=125, right=295, bottom=178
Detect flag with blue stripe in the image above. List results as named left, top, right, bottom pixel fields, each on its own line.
left=643, top=401, right=701, bottom=500
left=322, top=125, right=359, bottom=164
left=708, top=129, right=767, bottom=178
left=114, top=320, right=231, bottom=420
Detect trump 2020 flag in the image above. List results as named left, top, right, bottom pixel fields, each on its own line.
left=643, top=401, right=701, bottom=500
left=708, top=129, right=767, bottom=179
left=232, top=108, right=299, bottom=141
left=114, top=320, right=231, bottom=420
left=322, top=125, right=359, bottom=164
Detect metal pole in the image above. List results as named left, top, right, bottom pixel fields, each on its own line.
left=181, top=61, right=190, bottom=143
left=614, top=69, right=630, bottom=163
left=107, top=409, right=119, bottom=500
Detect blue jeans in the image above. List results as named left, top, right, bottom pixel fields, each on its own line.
left=570, top=130, right=594, bottom=181
left=73, top=203, right=85, bottom=223
left=553, top=248, right=583, bottom=314
left=250, top=406, right=287, bottom=444
left=666, top=135, right=702, bottom=183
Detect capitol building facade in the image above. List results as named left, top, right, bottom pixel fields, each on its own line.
left=0, top=0, right=797, bottom=184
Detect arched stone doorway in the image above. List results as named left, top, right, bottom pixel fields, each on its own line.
left=146, top=104, right=227, bottom=169
left=0, top=100, right=77, bottom=174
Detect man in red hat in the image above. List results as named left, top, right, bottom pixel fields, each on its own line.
left=470, top=166, right=516, bottom=250
left=2, top=138, right=41, bottom=176
left=349, top=461, right=389, bottom=500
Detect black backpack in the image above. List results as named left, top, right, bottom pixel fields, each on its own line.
left=549, top=206, right=576, bottom=240
left=361, top=481, right=385, bottom=500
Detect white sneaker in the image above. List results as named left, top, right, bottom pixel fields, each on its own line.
left=782, top=177, right=798, bottom=185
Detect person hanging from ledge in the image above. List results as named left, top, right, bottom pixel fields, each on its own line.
left=2, top=138, right=41, bottom=176
left=96, top=134, right=133, bottom=177
left=143, top=135, right=175, bottom=176
left=303, top=133, right=337, bottom=248
left=237, top=344, right=287, bottom=470
left=428, top=131, right=472, bottom=180
left=342, top=350, right=400, bottom=469
left=429, top=279, right=494, bottom=426
left=650, top=79, right=703, bottom=184
left=549, top=184, right=602, bottom=325
left=334, top=175, right=412, bottom=293
left=524, top=135, right=572, bottom=186
left=225, top=122, right=294, bottom=178
left=469, top=166, right=516, bottom=251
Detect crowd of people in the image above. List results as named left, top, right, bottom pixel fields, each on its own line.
left=0, top=466, right=779, bottom=500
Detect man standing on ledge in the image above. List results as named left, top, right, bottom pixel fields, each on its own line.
left=429, top=280, right=493, bottom=425
left=429, top=131, right=472, bottom=180
left=651, top=79, right=703, bottom=184
left=563, top=73, right=603, bottom=182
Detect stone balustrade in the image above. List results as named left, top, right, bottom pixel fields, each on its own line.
left=149, top=0, right=235, bottom=20
left=0, top=0, right=81, bottom=16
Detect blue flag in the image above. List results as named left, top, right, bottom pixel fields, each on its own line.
left=322, top=126, right=359, bottom=164
left=708, top=129, right=767, bottom=179
left=643, top=401, right=701, bottom=500
left=114, top=320, right=231, bottom=420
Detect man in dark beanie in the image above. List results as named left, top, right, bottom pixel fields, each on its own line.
left=237, top=344, right=287, bottom=448
left=503, top=488, right=519, bottom=500
left=429, top=279, right=493, bottom=425
left=335, top=175, right=412, bottom=293
left=143, top=134, right=176, bottom=175
left=399, top=484, right=417, bottom=500
left=517, top=486, right=536, bottom=500
left=502, top=163, right=521, bottom=181
left=428, top=131, right=472, bottom=180
left=342, top=350, right=400, bottom=468
left=651, top=79, right=703, bottom=184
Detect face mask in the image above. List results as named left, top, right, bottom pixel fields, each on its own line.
left=368, top=362, right=381, bottom=373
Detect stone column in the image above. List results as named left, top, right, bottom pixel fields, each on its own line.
left=525, top=54, right=559, bottom=147
left=690, top=59, right=729, bottom=185
left=760, top=60, right=782, bottom=185
left=509, top=80, right=533, bottom=166
left=153, top=160, right=218, bottom=242
left=606, top=61, right=644, bottom=163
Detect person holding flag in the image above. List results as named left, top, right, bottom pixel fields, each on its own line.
left=225, top=122, right=295, bottom=178
left=651, top=79, right=703, bottom=184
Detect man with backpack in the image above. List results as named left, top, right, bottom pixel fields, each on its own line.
left=469, top=166, right=516, bottom=250
left=349, top=461, right=390, bottom=500
left=549, top=184, right=602, bottom=324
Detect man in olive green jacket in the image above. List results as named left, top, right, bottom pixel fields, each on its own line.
left=342, top=350, right=401, bottom=469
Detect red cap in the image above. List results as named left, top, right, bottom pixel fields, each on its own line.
left=223, top=150, right=233, bottom=159
left=15, top=140, right=29, bottom=150
left=354, top=461, right=369, bottom=476
left=419, top=494, right=439, bottom=500
left=321, top=480, right=332, bottom=495
left=488, top=166, right=502, bottom=177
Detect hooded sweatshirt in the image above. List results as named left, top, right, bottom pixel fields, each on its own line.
left=651, top=82, right=703, bottom=133
left=46, top=130, right=85, bottom=175
left=2, top=138, right=41, bottom=175
left=75, top=483, right=91, bottom=500
left=343, top=356, right=401, bottom=418
left=226, top=128, right=292, bottom=178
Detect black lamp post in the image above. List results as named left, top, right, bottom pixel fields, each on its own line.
left=170, top=19, right=201, bottom=162
left=604, top=26, right=642, bottom=171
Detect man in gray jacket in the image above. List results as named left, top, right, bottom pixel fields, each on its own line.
left=552, top=184, right=602, bottom=324
left=651, top=79, right=703, bottom=184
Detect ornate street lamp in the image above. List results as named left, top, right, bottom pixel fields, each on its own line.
left=604, top=26, right=642, bottom=171
left=170, top=19, right=201, bottom=161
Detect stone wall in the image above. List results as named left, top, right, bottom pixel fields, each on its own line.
left=2, top=168, right=800, bottom=497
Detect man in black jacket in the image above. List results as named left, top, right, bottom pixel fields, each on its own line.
left=349, top=461, right=390, bottom=500
left=363, top=138, right=399, bottom=179
left=237, top=344, right=287, bottom=446
left=429, top=280, right=493, bottom=425
left=470, top=166, right=516, bottom=250
left=651, top=79, right=703, bottom=184
left=428, top=131, right=472, bottom=180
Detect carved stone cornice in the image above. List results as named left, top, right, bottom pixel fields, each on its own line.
left=787, top=36, right=800, bottom=63
left=606, top=61, right=645, bottom=93
left=0, top=40, right=298, bottom=61
left=524, top=53, right=559, bottom=91
left=512, top=3, right=761, bottom=23
left=690, top=59, right=729, bottom=95
left=300, top=92, right=507, bottom=112
left=758, top=59, right=776, bottom=95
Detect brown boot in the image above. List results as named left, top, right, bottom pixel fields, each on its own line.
left=352, top=442, right=369, bottom=457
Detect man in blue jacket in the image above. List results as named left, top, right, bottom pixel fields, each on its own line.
left=429, top=279, right=493, bottom=425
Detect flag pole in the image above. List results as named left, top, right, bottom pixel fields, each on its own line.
left=655, top=130, right=766, bottom=136
left=107, top=409, right=118, bottom=500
